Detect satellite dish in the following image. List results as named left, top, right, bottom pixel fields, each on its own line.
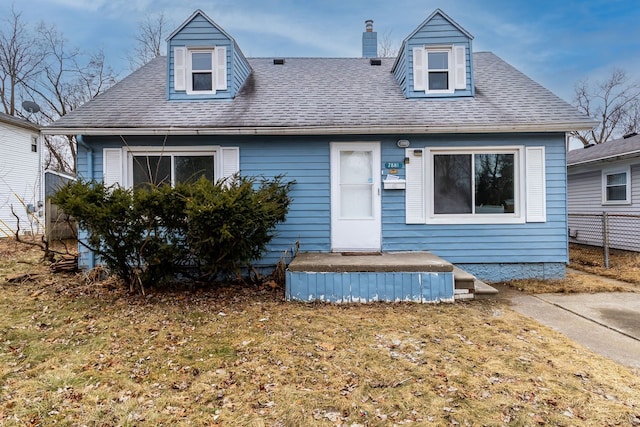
left=22, top=100, right=40, bottom=114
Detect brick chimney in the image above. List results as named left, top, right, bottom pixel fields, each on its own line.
left=362, top=19, right=377, bottom=58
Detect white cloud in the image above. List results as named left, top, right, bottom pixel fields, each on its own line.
left=44, top=0, right=106, bottom=11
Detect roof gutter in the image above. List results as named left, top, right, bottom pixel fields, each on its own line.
left=0, top=117, right=40, bottom=132
left=568, top=148, right=640, bottom=168
left=43, top=122, right=596, bottom=137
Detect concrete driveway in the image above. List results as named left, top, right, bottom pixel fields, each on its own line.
left=496, top=284, right=640, bottom=370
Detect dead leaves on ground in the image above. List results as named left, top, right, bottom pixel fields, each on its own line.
left=1, top=239, right=640, bottom=425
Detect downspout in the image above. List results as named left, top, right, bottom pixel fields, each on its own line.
left=76, top=134, right=93, bottom=180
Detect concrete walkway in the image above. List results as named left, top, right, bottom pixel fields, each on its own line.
left=495, top=281, right=640, bottom=371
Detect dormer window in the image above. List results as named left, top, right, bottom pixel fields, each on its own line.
left=173, top=46, right=227, bottom=94
left=190, top=50, right=214, bottom=92
left=412, top=45, right=466, bottom=94
left=426, top=48, right=451, bottom=91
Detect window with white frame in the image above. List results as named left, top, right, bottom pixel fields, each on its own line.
left=602, top=167, right=630, bottom=204
left=413, top=45, right=466, bottom=94
left=189, top=50, right=215, bottom=93
left=173, top=46, right=227, bottom=94
left=101, top=146, right=239, bottom=189
left=131, top=152, right=216, bottom=189
left=426, top=49, right=451, bottom=92
left=404, top=146, right=546, bottom=225
left=432, top=149, right=518, bottom=217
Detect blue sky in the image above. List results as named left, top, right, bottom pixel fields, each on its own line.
left=5, top=0, right=640, bottom=103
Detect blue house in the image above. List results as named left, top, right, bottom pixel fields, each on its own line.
left=44, top=9, right=594, bottom=302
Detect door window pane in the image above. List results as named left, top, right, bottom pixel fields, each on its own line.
left=434, top=154, right=472, bottom=214
left=132, top=156, right=171, bottom=189
left=341, top=185, right=373, bottom=218
left=175, top=155, right=215, bottom=184
left=474, top=154, right=515, bottom=214
left=340, top=150, right=373, bottom=218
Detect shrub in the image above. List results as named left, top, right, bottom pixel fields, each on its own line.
left=51, top=175, right=294, bottom=291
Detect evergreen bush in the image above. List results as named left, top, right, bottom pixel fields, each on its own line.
left=51, top=175, right=293, bottom=291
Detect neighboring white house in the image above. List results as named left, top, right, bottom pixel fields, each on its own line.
left=567, top=132, right=640, bottom=251
left=0, top=112, right=44, bottom=237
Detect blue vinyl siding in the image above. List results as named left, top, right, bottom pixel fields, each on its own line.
left=232, top=42, right=252, bottom=94
left=241, top=139, right=331, bottom=266
left=392, top=47, right=407, bottom=93
left=78, top=132, right=567, bottom=280
left=166, top=14, right=250, bottom=100
left=76, top=144, right=90, bottom=180
left=380, top=133, right=568, bottom=267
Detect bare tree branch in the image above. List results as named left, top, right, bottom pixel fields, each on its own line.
left=378, top=29, right=399, bottom=58
left=18, top=23, right=117, bottom=173
left=571, top=68, right=640, bottom=145
left=127, top=12, right=169, bottom=71
left=0, top=6, right=46, bottom=115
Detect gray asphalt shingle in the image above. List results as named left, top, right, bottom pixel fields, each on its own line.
left=45, top=53, right=594, bottom=134
left=567, top=133, right=640, bottom=166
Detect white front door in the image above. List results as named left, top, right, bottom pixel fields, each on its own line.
left=330, top=142, right=381, bottom=251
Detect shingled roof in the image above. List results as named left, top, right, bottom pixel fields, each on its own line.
left=567, top=133, right=640, bottom=166
left=0, top=112, right=40, bottom=132
left=44, top=52, right=595, bottom=136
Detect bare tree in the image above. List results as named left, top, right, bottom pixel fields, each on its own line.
left=572, top=68, right=640, bottom=146
left=4, top=20, right=118, bottom=173
left=128, top=12, right=169, bottom=71
left=29, top=24, right=117, bottom=172
left=378, top=29, right=398, bottom=58
left=0, top=6, right=46, bottom=115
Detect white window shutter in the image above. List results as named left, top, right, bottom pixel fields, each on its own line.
left=525, top=147, right=546, bottom=222
left=454, top=45, right=466, bottom=90
left=214, top=46, right=227, bottom=91
left=405, top=148, right=426, bottom=223
left=174, top=47, right=186, bottom=91
left=412, top=47, right=426, bottom=92
left=221, top=147, right=239, bottom=179
left=103, top=148, right=123, bottom=187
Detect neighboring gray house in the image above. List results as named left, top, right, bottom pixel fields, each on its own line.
left=0, top=112, right=43, bottom=237
left=44, top=9, right=594, bottom=302
left=567, top=133, right=640, bottom=251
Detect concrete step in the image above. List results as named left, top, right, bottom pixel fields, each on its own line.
left=453, top=266, right=475, bottom=289
left=474, top=279, right=499, bottom=299
left=453, top=266, right=499, bottom=300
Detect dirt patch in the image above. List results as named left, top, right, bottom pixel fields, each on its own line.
left=0, top=236, right=40, bottom=259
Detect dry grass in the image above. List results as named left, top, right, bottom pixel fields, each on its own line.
left=1, top=239, right=640, bottom=426
left=506, top=271, right=640, bottom=294
left=570, top=243, right=640, bottom=285
left=503, top=244, right=640, bottom=295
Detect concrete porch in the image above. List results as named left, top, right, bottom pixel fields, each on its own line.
left=285, top=252, right=497, bottom=303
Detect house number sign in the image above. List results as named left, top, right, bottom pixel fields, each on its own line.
left=385, top=162, right=403, bottom=169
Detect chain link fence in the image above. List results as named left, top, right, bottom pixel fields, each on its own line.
left=568, top=213, right=640, bottom=268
